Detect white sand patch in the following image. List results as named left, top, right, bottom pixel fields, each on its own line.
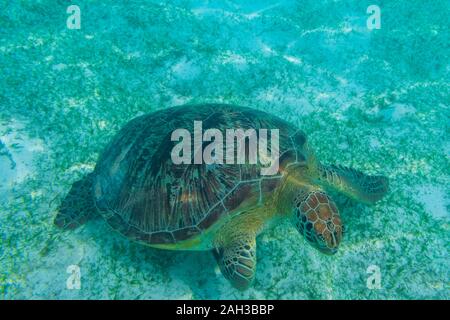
left=283, top=55, right=302, bottom=65
left=443, top=141, right=450, bottom=159
left=215, top=51, right=250, bottom=71
left=97, top=120, right=108, bottom=129
left=382, top=103, right=416, bottom=121
left=169, top=94, right=192, bottom=106
left=52, top=63, right=67, bottom=71
left=66, top=163, right=96, bottom=174
left=300, top=26, right=354, bottom=37
left=171, top=57, right=201, bottom=80
left=258, top=41, right=277, bottom=56
left=63, top=97, right=87, bottom=109
left=242, top=3, right=283, bottom=20
left=369, top=136, right=382, bottom=149
left=255, top=87, right=315, bottom=115
left=416, top=185, right=449, bottom=219
left=0, top=120, right=45, bottom=193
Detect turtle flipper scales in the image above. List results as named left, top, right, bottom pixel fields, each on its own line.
left=213, top=234, right=257, bottom=290
left=54, top=173, right=97, bottom=229
left=319, top=164, right=389, bottom=205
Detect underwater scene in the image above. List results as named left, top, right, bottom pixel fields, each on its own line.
left=0, top=0, right=449, bottom=300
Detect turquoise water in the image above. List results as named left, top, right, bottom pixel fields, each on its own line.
left=0, top=0, right=449, bottom=299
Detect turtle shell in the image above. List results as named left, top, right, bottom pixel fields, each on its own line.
left=93, top=104, right=308, bottom=245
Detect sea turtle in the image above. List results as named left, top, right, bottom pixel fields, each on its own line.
left=55, top=104, right=388, bottom=290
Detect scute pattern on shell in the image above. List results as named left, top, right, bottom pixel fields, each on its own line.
left=93, top=104, right=308, bottom=244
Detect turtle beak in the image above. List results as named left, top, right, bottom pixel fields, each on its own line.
left=315, top=228, right=341, bottom=255
left=314, top=235, right=337, bottom=255
left=320, top=248, right=338, bottom=255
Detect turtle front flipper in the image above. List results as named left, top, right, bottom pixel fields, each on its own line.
left=318, top=164, right=389, bottom=205
left=213, top=235, right=256, bottom=290
left=54, top=173, right=97, bottom=229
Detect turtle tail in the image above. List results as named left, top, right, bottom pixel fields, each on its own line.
left=54, top=173, right=97, bottom=229
left=317, top=164, right=389, bottom=205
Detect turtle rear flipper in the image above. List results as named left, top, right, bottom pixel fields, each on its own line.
left=55, top=173, right=97, bottom=229
left=319, top=164, right=388, bottom=205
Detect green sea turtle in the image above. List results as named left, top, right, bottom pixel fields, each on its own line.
left=55, top=104, right=388, bottom=290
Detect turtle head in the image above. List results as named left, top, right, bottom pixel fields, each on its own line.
left=292, top=189, right=343, bottom=255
